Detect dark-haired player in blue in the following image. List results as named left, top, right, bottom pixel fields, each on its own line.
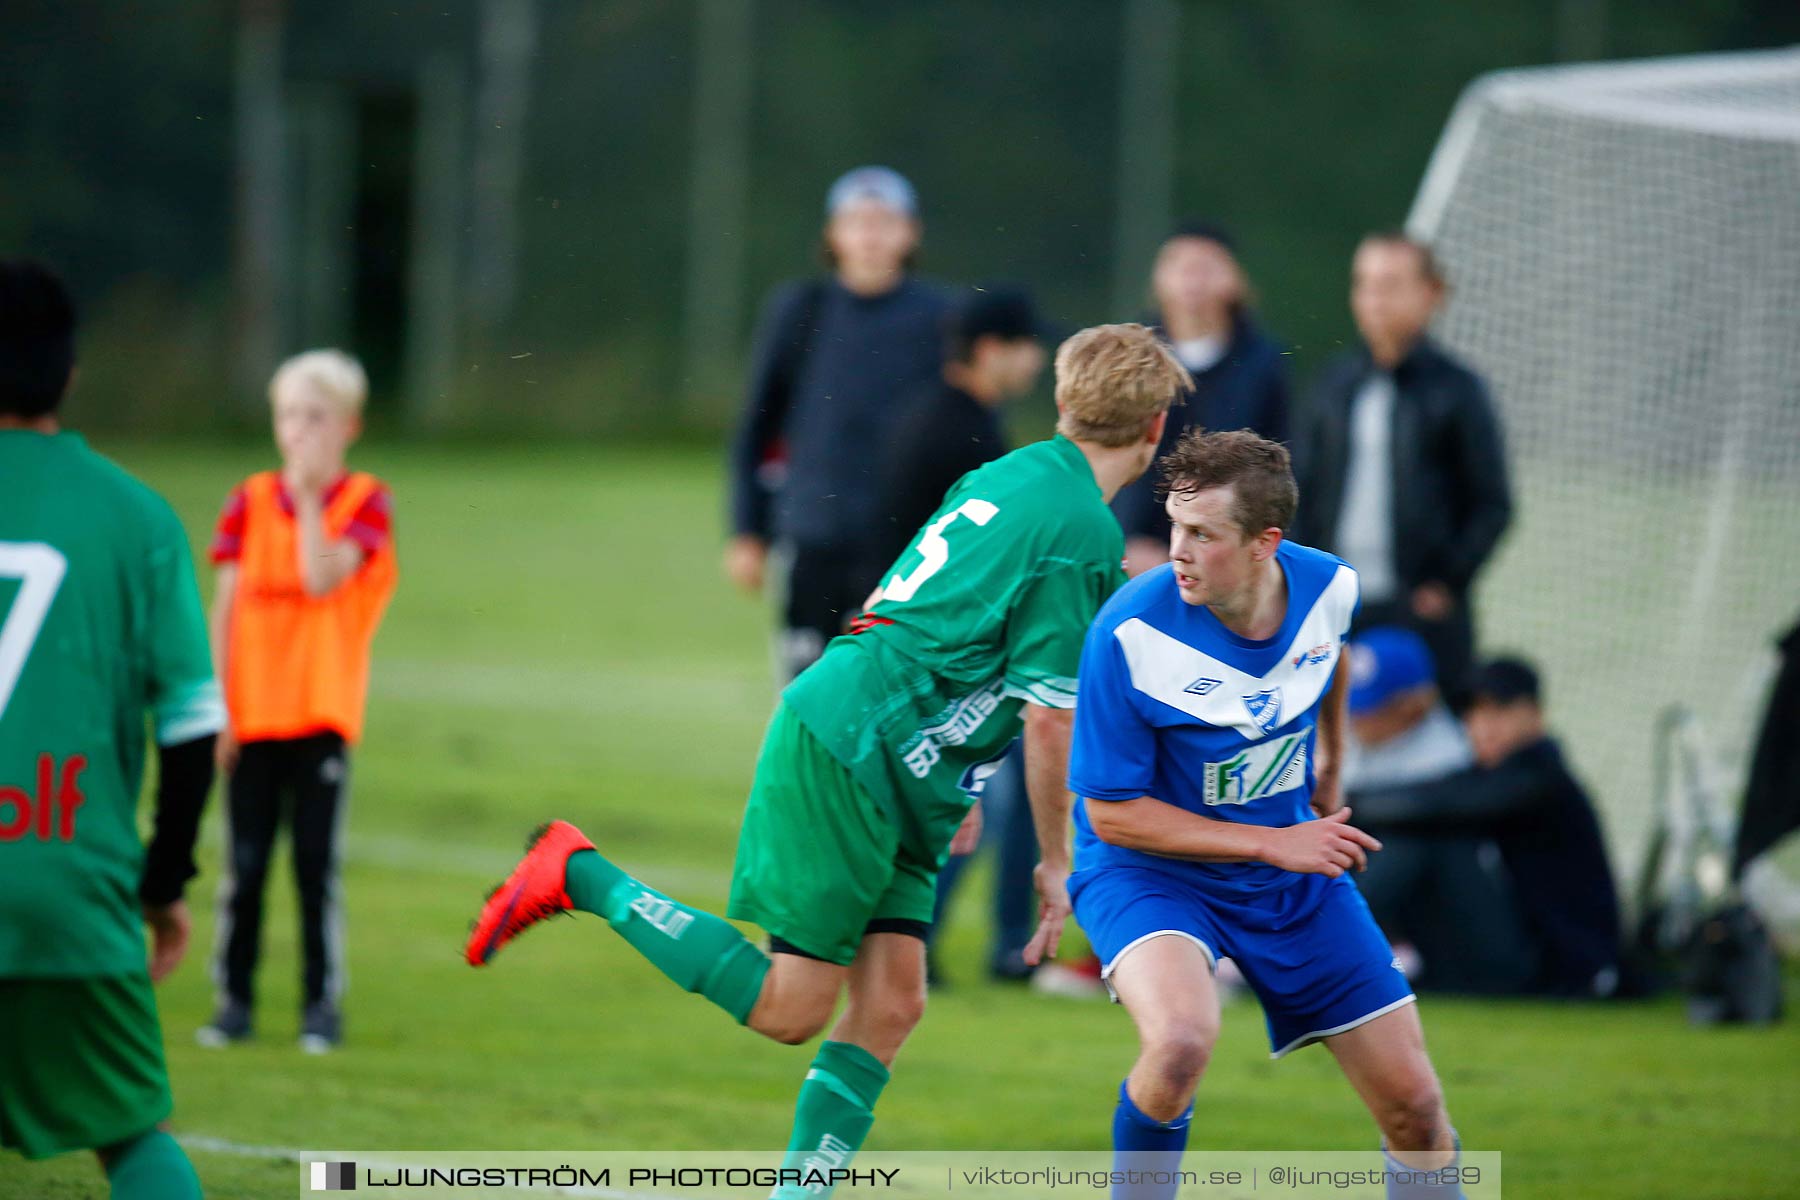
left=1069, top=429, right=1466, bottom=1199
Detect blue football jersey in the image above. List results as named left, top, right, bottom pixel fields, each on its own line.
left=1068, top=542, right=1358, bottom=899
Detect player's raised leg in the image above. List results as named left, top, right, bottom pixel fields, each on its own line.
left=466, top=704, right=914, bottom=1047
left=464, top=818, right=844, bottom=1042
left=1107, top=935, right=1218, bottom=1200
left=1325, top=1005, right=1464, bottom=1198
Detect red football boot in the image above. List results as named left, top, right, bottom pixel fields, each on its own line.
left=465, top=820, right=595, bottom=966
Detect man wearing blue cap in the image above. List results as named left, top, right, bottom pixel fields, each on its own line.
left=1343, top=627, right=1473, bottom=793
left=726, top=166, right=952, bottom=679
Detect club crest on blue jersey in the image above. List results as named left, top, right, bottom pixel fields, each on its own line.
left=1184, top=676, right=1222, bottom=696
left=1242, top=688, right=1283, bottom=734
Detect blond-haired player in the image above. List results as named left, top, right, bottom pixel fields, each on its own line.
left=199, top=349, right=397, bottom=1053
left=468, top=325, right=1190, bottom=1196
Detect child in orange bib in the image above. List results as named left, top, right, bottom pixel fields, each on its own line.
left=201, top=350, right=396, bottom=1054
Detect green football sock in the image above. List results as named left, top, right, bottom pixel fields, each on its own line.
left=771, top=1041, right=891, bottom=1199
left=564, top=848, right=770, bottom=1025
left=104, top=1130, right=201, bottom=1200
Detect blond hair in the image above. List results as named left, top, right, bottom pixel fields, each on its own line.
left=1054, top=324, right=1191, bottom=448
left=269, top=349, right=368, bottom=415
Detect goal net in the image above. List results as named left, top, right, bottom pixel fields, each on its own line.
left=1406, top=48, right=1800, bottom=915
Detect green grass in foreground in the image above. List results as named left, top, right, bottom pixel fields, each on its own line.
left=4, top=439, right=1797, bottom=1200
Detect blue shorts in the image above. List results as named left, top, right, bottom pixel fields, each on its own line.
left=1070, top=865, right=1414, bottom=1058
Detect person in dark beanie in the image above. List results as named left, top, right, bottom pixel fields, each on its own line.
left=1292, top=232, right=1511, bottom=706
left=725, top=166, right=952, bottom=679
left=1113, top=221, right=1292, bottom=578
left=864, top=286, right=1049, bottom=585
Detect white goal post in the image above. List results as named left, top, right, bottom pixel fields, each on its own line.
left=1404, top=48, right=1800, bottom=893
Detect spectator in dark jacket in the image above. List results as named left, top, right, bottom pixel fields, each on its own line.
left=1352, top=657, right=1626, bottom=998
left=1113, top=221, right=1291, bottom=578
left=1293, top=233, right=1510, bottom=704
left=725, top=166, right=950, bottom=678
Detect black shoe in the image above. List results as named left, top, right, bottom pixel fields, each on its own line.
left=299, top=1001, right=341, bottom=1055
left=196, top=999, right=252, bottom=1047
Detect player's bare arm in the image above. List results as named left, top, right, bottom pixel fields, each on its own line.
left=1085, top=793, right=1380, bottom=877
left=1312, top=650, right=1351, bottom=815
left=1021, top=702, right=1076, bottom=965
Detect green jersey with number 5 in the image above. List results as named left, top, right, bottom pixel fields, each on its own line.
left=0, top=431, right=224, bottom=977
left=783, top=434, right=1125, bottom=863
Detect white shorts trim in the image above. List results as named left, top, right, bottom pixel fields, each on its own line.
left=1269, top=993, right=1417, bottom=1059
left=1100, top=930, right=1218, bottom=1003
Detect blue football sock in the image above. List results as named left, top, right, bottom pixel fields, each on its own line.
left=1112, top=1079, right=1192, bottom=1200
left=1383, top=1129, right=1464, bottom=1199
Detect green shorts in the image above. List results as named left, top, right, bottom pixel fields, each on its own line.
left=727, top=704, right=938, bottom=966
left=0, top=973, right=172, bottom=1160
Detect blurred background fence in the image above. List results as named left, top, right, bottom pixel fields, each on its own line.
left=4, top=0, right=1795, bottom=438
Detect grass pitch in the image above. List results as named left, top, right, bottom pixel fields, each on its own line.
left=5, top=439, right=1796, bottom=1200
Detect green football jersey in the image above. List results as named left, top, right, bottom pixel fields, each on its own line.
left=783, top=434, right=1125, bottom=864
left=0, top=430, right=223, bottom=977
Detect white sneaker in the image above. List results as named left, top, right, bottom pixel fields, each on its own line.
left=1031, top=963, right=1105, bottom=1000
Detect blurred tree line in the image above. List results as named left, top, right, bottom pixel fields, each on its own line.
left=1, top=0, right=1792, bottom=438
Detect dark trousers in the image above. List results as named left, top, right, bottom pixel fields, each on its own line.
left=929, top=742, right=1037, bottom=974
left=1355, top=831, right=1538, bottom=994
left=215, top=732, right=349, bottom=1009
left=777, top=543, right=878, bottom=681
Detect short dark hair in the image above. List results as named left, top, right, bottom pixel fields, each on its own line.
left=1471, top=657, right=1542, bottom=706
left=1158, top=428, right=1298, bottom=536
left=1165, top=218, right=1237, bottom=255
left=0, top=259, right=77, bottom=418
left=943, top=287, right=1043, bottom=364
left=1359, top=230, right=1446, bottom=288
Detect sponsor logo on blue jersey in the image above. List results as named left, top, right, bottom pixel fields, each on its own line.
left=1184, top=676, right=1222, bottom=696
left=1291, top=641, right=1335, bottom=669
left=1203, top=731, right=1309, bottom=806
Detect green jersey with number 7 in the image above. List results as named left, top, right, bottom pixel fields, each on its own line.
left=783, top=433, right=1125, bottom=864
left=0, top=430, right=224, bottom=977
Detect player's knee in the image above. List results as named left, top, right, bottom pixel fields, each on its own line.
left=752, top=987, right=838, bottom=1045
left=886, top=976, right=928, bottom=1034
left=760, top=1005, right=833, bottom=1046
left=1144, top=1027, right=1214, bottom=1091
left=1375, top=1079, right=1447, bottom=1148
left=845, top=977, right=927, bottom=1044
